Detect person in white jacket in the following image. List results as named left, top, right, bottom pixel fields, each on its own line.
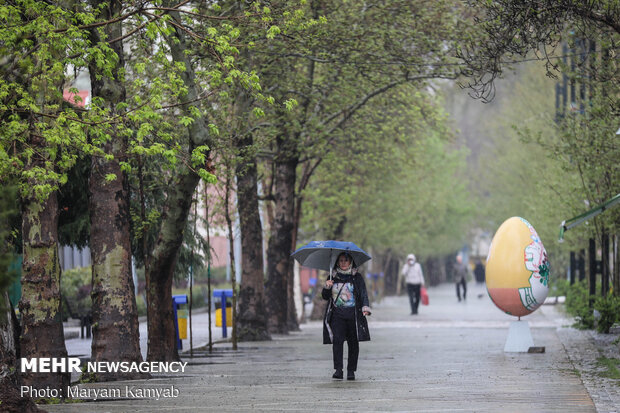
left=401, top=254, right=425, bottom=315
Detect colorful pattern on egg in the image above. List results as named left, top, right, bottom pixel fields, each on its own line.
left=517, top=218, right=550, bottom=312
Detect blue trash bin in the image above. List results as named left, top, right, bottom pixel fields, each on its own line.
left=212, top=289, right=233, bottom=338
left=172, top=295, right=188, bottom=350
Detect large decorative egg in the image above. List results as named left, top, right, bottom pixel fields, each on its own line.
left=486, top=217, right=550, bottom=317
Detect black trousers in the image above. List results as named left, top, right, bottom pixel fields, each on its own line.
left=456, top=278, right=467, bottom=301
left=331, top=312, right=359, bottom=372
left=406, top=283, right=421, bottom=314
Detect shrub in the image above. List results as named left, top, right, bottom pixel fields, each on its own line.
left=565, top=280, right=594, bottom=330
left=550, top=277, right=570, bottom=297
left=593, top=293, right=620, bottom=334
left=61, top=266, right=92, bottom=319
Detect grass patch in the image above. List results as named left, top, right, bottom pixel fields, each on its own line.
left=596, top=356, right=620, bottom=379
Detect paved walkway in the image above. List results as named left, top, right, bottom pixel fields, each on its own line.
left=43, top=282, right=618, bottom=412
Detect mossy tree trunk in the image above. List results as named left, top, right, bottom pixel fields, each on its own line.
left=87, top=0, right=144, bottom=380
left=19, top=185, right=69, bottom=391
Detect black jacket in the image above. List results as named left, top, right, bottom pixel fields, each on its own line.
left=322, top=272, right=371, bottom=344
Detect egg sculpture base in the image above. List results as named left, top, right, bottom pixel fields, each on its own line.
left=504, top=320, right=534, bottom=352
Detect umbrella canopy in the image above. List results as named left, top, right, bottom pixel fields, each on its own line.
left=291, top=240, right=371, bottom=272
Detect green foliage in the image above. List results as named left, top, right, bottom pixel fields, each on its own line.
left=300, top=85, right=473, bottom=259
left=58, top=156, right=90, bottom=248
left=61, top=266, right=91, bottom=318
left=549, top=88, right=620, bottom=240
left=565, top=280, right=594, bottom=330
left=594, top=293, right=620, bottom=334
left=596, top=356, right=620, bottom=380
left=0, top=182, right=20, bottom=306
left=0, top=1, right=98, bottom=201
left=550, top=277, right=571, bottom=298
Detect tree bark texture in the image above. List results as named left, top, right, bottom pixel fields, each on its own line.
left=88, top=140, right=144, bottom=380
left=1, top=293, right=46, bottom=412
left=235, top=134, right=270, bottom=341
left=265, top=136, right=298, bottom=334
left=146, top=168, right=200, bottom=361
left=88, top=0, right=144, bottom=381
left=19, top=189, right=69, bottom=391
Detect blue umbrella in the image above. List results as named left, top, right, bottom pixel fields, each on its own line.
left=291, top=241, right=372, bottom=275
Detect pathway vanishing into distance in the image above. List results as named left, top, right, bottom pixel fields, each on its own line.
left=45, top=282, right=616, bottom=412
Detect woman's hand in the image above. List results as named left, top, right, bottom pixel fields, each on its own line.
left=325, top=279, right=334, bottom=288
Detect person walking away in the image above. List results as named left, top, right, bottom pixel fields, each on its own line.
left=322, top=252, right=371, bottom=380
left=474, top=259, right=485, bottom=284
left=473, top=259, right=486, bottom=298
left=401, top=254, right=425, bottom=315
left=454, top=255, right=468, bottom=302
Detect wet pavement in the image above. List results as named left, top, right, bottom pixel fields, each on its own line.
left=43, top=282, right=619, bottom=412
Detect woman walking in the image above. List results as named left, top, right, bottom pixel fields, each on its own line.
left=401, top=253, right=425, bottom=315
left=322, top=252, right=371, bottom=380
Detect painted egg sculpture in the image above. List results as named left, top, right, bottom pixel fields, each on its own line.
left=486, top=217, right=550, bottom=317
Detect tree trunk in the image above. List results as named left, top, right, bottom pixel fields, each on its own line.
left=146, top=168, right=200, bottom=361
left=235, top=134, right=270, bottom=341
left=87, top=0, right=144, bottom=381
left=1, top=293, right=46, bottom=412
left=19, top=189, right=69, bottom=391
left=88, top=140, right=144, bottom=380
left=265, top=136, right=298, bottom=334
left=309, top=281, right=328, bottom=321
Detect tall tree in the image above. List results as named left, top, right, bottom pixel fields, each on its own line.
left=86, top=0, right=144, bottom=380
left=254, top=0, right=466, bottom=333
left=124, top=1, right=271, bottom=360
left=232, top=88, right=271, bottom=341
left=0, top=1, right=96, bottom=390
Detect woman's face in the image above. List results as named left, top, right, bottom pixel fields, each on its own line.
left=338, top=255, right=352, bottom=270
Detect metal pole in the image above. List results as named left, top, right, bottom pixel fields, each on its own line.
left=602, top=229, right=609, bottom=296
left=205, top=184, right=213, bottom=353
left=189, top=197, right=197, bottom=358
left=589, top=238, right=596, bottom=304
left=578, top=249, right=586, bottom=282
left=569, top=251, right=576, bottom=285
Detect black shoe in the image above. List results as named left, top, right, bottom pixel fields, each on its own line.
left=347, top=371, right=355, bottom=380
left=332, top=369, right=343, bottom=379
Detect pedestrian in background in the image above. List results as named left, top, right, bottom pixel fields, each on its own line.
left=454, top=254, right=468, bottom=302
left=474, top=259, right=485, bottom=284
left=474, top=259, right=486, bottom=299
left=401, top=254, right=425, bottom=315
left=322, top=252, right=371, bottom=381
